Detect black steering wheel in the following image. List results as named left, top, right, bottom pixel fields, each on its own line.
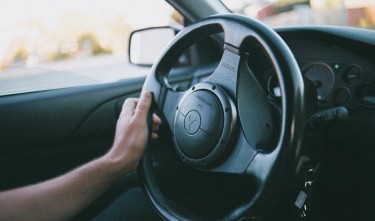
left=140, top=13, right=305, bottom=220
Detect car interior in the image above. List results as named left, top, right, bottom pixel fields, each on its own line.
left=0, top=0, right=374, bottom=220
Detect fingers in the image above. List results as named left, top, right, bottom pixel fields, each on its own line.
left=151, top=132, right=159, bottom=140
left=152, top=113, right=162, bottom=131
left=119, top=91, right=161, bottom=140
left=134, top=91, right=152, bottom=119
left=120, top=98, right=138, bottom=118
left=151, top=113, right=162, bottom=140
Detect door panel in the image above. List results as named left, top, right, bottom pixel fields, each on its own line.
left=0, top=79, right=142, bottom=154
left=0, top=77, right=144, bottom=189
left=0, top=65, right=214, bottom=190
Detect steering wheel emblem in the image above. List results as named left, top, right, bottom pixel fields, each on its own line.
left=184, top=110, right=201, bottom=135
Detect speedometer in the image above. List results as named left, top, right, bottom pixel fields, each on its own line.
left=303, top=63, right=335, bottom=100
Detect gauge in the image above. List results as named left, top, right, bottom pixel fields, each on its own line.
left=343, top=65, right=362, bottom=84
left=303, top=63, right=335, bottom=100
left=331, top=88, right=351, bottom=105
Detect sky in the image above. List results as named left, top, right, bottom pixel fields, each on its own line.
left=0, top=0, right=174, bottom=30
left=2, top=0, right=373, bottom=31
left=0, top=0, right=175, bottom=63
left=1, top=0, right=373, bottom=63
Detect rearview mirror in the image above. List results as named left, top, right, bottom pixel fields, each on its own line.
left=129, top=27, right=178, bottom=66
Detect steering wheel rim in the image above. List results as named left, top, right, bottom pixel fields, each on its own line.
left=140, top=13, right=306, bottom=220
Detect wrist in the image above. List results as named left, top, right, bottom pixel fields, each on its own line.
left=101, top=147, right=138, bottom=177
left=98, top=154, right=130, bottom=179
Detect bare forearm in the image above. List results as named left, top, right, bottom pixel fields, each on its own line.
left=0, top=92, right=161, bottom=221
left=0, top=156, right=128, bottom=221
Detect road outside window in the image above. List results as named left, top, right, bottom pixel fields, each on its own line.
left=0, top=0, right=180, bottom=96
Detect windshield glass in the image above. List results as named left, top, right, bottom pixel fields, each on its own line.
left=222, top=0, right=375, bottom=29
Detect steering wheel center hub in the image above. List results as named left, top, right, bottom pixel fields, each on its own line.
left=173, top=83, right=236, bottom=168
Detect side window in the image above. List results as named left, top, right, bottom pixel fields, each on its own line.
left=0, top=0, right=181, bottom=96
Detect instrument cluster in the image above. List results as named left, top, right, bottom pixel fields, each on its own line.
left=267, top=61, right=374, bottom=109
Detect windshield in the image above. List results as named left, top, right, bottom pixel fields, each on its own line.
left=222, top=0, right=375, bottom=29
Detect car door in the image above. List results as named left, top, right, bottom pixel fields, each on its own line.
left=0, top=0, right=222, bottom=219
left=0, top=40, right=221, bottom=221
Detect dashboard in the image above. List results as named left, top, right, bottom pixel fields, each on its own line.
left=261, top=26, right=375, bottom=111
left=173, top=26, right=375, bottom=113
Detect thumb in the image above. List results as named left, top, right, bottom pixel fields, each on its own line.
left=134, top=91, right=152, bottom=119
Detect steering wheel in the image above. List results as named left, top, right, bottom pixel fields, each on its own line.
left=140, top=13, right=305, bottom=220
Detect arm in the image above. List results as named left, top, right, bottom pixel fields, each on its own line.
left=0, top=91, right=161, bottom=221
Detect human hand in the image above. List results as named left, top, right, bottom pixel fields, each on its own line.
left=105, top=91, right=162, bottom=173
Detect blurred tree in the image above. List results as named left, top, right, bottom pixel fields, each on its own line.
left=13, top=47, right=28, bottom=63
left=326, top=0, right=342, bottom=9
left=78, top=33, right=111, bottom=56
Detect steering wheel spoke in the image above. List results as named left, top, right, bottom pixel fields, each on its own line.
left=160, top=88, right=183, bottom=130
left=205, top=48, right=241, bottom=97
left=237, top=55, right=274, bottom=151
left=207, top=128, right=258, bottom=174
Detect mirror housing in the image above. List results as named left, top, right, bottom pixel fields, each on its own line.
left=129, top=27, right=180, bottom=66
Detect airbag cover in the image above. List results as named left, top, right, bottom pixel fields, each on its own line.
left=174, top=90, right=223, bottom=159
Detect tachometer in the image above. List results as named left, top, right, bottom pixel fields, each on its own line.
left=303, top=63, right=335, bottom=100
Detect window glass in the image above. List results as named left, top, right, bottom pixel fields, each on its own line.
left=0, top=0, right=180, bottom=96
left=222, top=0, right=375, bottom=29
